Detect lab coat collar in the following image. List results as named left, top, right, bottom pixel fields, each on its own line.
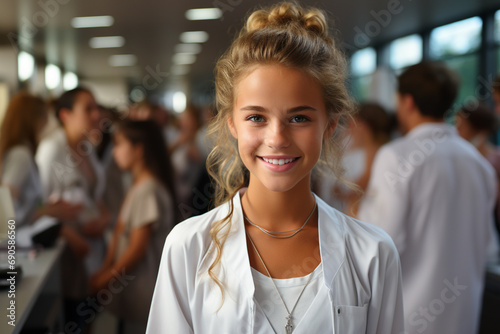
left=406, top=122, right=457, bottom=140
left=223, top=190, right=346, bottom=298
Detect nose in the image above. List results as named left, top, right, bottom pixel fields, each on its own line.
left=264, top=120, right=290, bottom=149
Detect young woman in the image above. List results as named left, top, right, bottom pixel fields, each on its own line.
left=147, top=2, right=404, bottom=333
left=35, top=87, right=109, bottom=331
left=0, top=92, right=81, bottom=227
left=90, top=120, right=177, bottom=333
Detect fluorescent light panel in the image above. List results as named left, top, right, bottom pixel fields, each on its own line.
left=173, top=92, right=186, bottom=113
left=172, top=53, right=196, bottom=65
left=109, top=54, right=137, bottom=67
left=63, top=72, right=78, bottom=90
left=185, top=8, right=222, bottom=21
left=175, top=44, right=202, bottom=54
left=90, top=36, right=125, bottom=48
left=72, top=16, right=114, bottom=28
left=45, top=64, right=61, bottom=90
left=18, top=51, right=35, bottom=81
left=170, top=65, right=190, bottom=76
left=180, top=31, right=209, bottom=43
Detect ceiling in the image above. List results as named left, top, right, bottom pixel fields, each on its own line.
left=1, top=0, right=500, bottom=100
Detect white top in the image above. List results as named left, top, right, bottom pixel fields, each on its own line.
left=107, top=178, right=175, bottom=324
left=1, top=145, right=43, bottom=227
left=358, top=123, right=498, bottom=334
left=251, top=263, right=323, bottom=333
left=146, top=189, right=405, bottom=334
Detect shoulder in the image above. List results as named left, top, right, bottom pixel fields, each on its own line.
left=36, top=129, right=66, bottom=159
left=319, top=199, right=399, bottom=260
left=346, top=214, right=398, bottom=258
left=3, top=145, right=32, bottom=165
left=163, top=201, right=231, bottom=259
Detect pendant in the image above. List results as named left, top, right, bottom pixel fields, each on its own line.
left=285, top=315, right=293, bottom=334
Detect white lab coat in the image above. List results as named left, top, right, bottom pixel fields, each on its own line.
left=358, top=123, right=498, bottom=334
left=36, top=128, right=106, bottom=276
left=146, top=189, right=405, bottom=334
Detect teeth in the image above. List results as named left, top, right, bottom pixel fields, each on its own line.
left=262, top=157, right=295, bottom=165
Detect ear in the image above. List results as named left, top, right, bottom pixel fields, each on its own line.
left=227, top=117, right=238, bottom=139
left=399, top=93, right=416, bottom=114
left=58, top=108, right=71, bottom=124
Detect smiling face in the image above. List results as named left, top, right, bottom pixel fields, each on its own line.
left=228, top=64, right=335, bottom=193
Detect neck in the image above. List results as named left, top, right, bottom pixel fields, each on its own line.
left=242, top=176, right=316, bottom=231
left=406, top=114, right=444, bottom=133
left=64, top=127, right=85, bottom=151
left=132, top=162, right=153, bottom=185
left=473, top=135, right=492, bottom=157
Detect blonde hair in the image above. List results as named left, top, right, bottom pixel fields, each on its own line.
left=206, top=1, right=355, bottom=306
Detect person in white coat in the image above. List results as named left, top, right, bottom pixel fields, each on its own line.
left=35, top=87, right=109, bottom=332
left=358, top=62, right=498, bottom=334
left=146, top=3, right=404, bottom=333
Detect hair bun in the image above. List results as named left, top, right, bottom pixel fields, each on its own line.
left=246, top=2, right=328, bottom=38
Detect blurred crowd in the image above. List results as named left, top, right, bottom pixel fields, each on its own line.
left=1, top=61, right=500, bottom=333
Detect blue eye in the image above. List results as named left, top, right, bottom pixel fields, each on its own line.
left=290, top=115, right=310, bottom=123
left=247, top=115, right=265, bottom=123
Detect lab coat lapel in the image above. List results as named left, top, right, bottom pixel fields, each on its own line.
left=315, top=194, right=346, bottom=292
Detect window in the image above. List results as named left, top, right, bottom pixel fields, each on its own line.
left=430, top=17, right=482, bottom=58
left=430, top=17, right=482, bottom=107
left=351, top=48, right=376, bottom=76
left=350, top=48, right=376, bottom=101
left=389, top=34, right=422, bottom=70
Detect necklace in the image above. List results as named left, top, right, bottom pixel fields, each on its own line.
left=247, top=234, right=315, bottom=334
left=244, top=200, right=317, bottom=239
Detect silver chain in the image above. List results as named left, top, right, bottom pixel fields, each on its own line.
left=244, top=200, right=317, bottom=239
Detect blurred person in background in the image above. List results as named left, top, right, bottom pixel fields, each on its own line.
left=93, top=105, right=126, bottom=228
left=456, top=103, right=500, bottom=232
left=359, top=62, right=498, bottom=334
left=35, top=87, right=110, bottom=332
left=335, top=103, right=394, bottom=215
left=90, top=120, right=177, bottom=333
left=0, top=92, right=81, bottom=227
left=170, top=104, right=207, bottom=218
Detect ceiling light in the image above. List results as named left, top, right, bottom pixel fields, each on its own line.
left=173, top=92, right=187, bottom=113
left=63, top=72, right=78, bottom=90
left=170, top=65, right=190, bottom=76
left=89, top=36, right=125, bottom=48
left=172, top=53, right=196, bottom=65
left=180, top=31, right=209, bottom=43
left=109, top=54, right=137, bottom=67
left=71, top=16, right=114, bottom=28
left=185, top=8, right=222, bottom=21
left=174, top=44, right=202, bottom=54
left=45, top=64, right=61, bottom=90
left=18, top=51, right=35, bottom=81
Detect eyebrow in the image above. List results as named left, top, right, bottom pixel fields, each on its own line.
left=239, top=105, right=317, bottom=112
